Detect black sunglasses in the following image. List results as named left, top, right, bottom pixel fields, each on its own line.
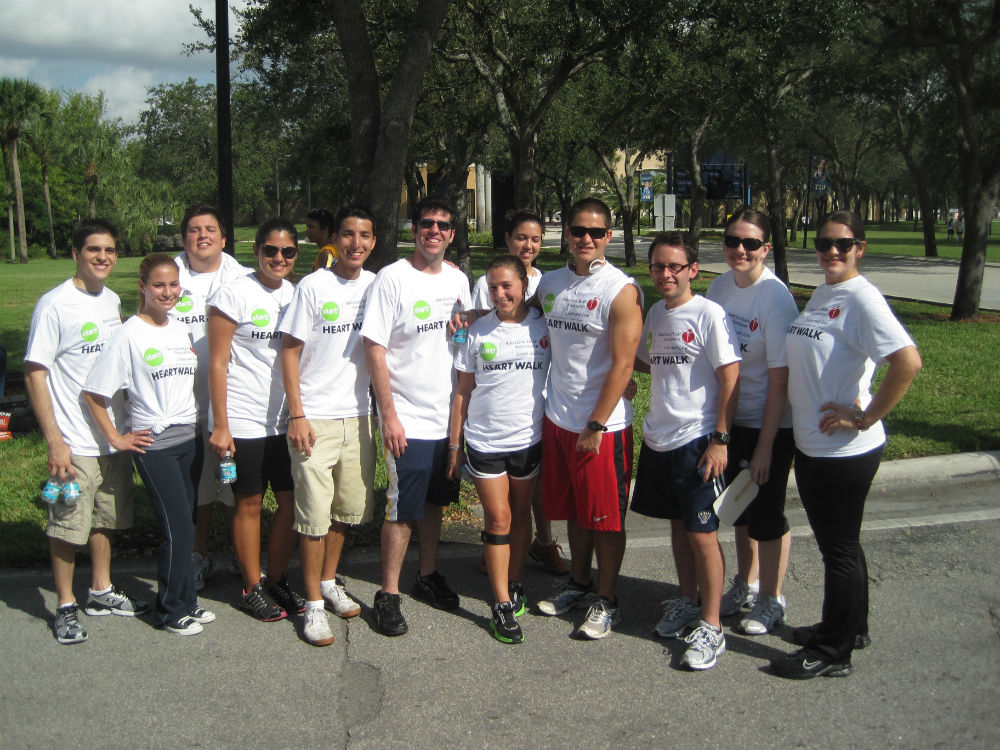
left=261, top=245, right=298, bottom=259
left=568, top=225, right=608, bottom=240
left=814, top=237, right=860, bottom=253
left=723, top=234, right=766, bottom=252
left=417, top=218, right=453, bottom=232
left=649, top=262, right=692, bottom=275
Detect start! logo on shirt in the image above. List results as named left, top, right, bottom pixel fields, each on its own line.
left=80, top=322, right=100, bottom=343
left=174, top=296, right=194, bottom=313
left=479, top=341, right=498, bottom=361
left=143, top=348, right=164, bottom=367
left=321, top=301, right=340, bottom=321
left=413, top=300, right=431, bottom=320
left=251, top=308, right=271, bottom=327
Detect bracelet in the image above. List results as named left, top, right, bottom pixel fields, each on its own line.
left=289, top=415, right=306, bottom=421
left=448, top=443, right=460, bottom=451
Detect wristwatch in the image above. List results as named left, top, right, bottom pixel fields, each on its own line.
left=711, top=431, right=731, bottom=445
left=587, top=420, right=608, bottom=433
left=852, top=409, right=868, bottom=430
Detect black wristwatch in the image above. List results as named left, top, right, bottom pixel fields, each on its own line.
left=587, top=420, right=608, bottom=433
left=711, top=431, right=731, bottom=445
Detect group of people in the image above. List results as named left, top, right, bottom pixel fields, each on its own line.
left=26, top=195, right=920, bottom=679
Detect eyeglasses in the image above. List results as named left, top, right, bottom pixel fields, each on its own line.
left=649, top=262, right=692, bottom=275
left=814, top=237, right=860, bottom=253
left=417, top=218, right=453, bottom=232
left=723, top=234, right=766, bottom=252
left=260, top=245, right=298, bottom=259
left=568, top=225, right=609, bottom=240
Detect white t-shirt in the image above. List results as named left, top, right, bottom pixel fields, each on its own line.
left=360, top=259, right=472, bottom=439
left=171, top=252, right=251, bottom=422
left=536, top=262, right=641, bottom=433
left=471, top=266, right=542, bottom=309
left=84, top=316, right=197, bottom=434
left=24, top=279, right=127, bottom=456
left=208, top=274, right=294, bottom=438
left=279, top=267, right=375, bottom=420
left=706, top=267, right=798, bottom=428
left=637, top=295, right=741, bottom=452
left=786, top=275, right=915, bottom=458
left=454, top=308, right=550, bottom=452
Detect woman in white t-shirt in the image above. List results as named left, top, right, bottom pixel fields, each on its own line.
left=771, top=211, right=922, bottom=680
left=208, top=217, right=302, bottom=623
left=448, top=255, right=551, bottom=644
left=706, top=208, right=799, bottom=635
left=83, top=254, right=213, bottom=636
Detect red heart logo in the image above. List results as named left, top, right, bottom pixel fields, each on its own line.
left=749, top=318, right=759, bottom=332
left=587, top=298, right=598, bottom=310
left=829, top=306, right=841, bottom=319
left=539, top=336, right=549, bottom=349
left=682, top=329, right=694, bottom=344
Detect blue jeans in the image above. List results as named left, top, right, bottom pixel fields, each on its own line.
left=133, top=437, right=202, bottom=627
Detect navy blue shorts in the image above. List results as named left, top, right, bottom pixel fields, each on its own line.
left=630, top=434, right=725, bottom=533
left=384, top=437, right=460, bottom=522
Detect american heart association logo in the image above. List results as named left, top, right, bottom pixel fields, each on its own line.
left=829, top=306, right=841, bottom=319
left=586, top=298, right=599, bottom=311
left=682, top=329, right=695, bottom=344
left=749, top=318, right=758, bottom=332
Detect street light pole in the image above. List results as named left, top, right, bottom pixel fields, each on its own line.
left=216, top=0, right=235, bottom=256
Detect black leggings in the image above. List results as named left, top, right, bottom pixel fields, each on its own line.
left=794, top=445, right=882, bottom=661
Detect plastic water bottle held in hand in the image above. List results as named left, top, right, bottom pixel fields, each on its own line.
left=219, top=450, right=237, bottom=484
left=41, top=477, right=61, bottom=504
left=450, top=298, right=468, bottom=346
left=61, top=480, right=81, bottom=505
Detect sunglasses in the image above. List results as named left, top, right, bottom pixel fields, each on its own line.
left=260, top=245, right=298, bottom=259
left=814, top=237, right=860, bottom=253
left=417, top=218, right=453, bottom=232
left=723, top=234, right=766, bottom=252
left=649, top=262, right=692, bottom=275
left=568, top=225, right=609, bottom=240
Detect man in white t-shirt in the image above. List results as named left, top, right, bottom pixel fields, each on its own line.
left=361, top=197, right=471, bottom=637
left=25, top=219, right=149, bottom=645
left=631, top=231, right=740, bottom=670
left=171, top=205, right=251, bottom=589
left=280, top=206, right=378, bottom=646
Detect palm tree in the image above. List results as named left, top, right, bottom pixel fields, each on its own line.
left=0, top=77, right=45, bottom=263
left=23, top=90, right=61, bottom=258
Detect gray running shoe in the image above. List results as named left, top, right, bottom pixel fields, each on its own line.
left=739, top=593, right=786, bottom=635
left=681, top=622, right=726, bottom=670
left=537, top=579, right=594, bottom=616
left=654, top=596, right=701, bottom=638
left=84, top=586, right=149, bottom=617
left=192, top=552, right=213, bottom=592
left=54, top=603, right=88, bottom=645
left=719, top=575, right=758, bottom=617
left=576, top=597, right=620, bottom=640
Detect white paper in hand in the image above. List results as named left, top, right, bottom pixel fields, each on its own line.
left=713, top=469, right=759, bottom=526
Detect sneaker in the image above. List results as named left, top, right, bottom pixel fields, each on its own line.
left=738, top=594, right=786, bottom=635
left=303, top=607, right=335, bottom=646
left=188, top=606, right=216, bottom=624
left=54, top=604, right=88, bottom=645
left=239, top=582, right=287, bottom=622
left=653, top=596, right=701, bottom=638
left=164, top=616, right=203, bottom=636
left=373, top=591, right=408, bottom=637
left=265, top=574, right=306, bottom=615
left=490, top=600, right=524, bottom=644
left=770, top=648, right=852, bottom=679
left=508, top=581, right=526, bottom=617
left=323, top=580, right=361, bottom=618
left=537, top=578, right=593, bottom=616
left=192, top=552, right=213, bottom=592
left=680, top=622, right=726, bottom=670
left=719, top=575, right=758, bottom=617
left=791, top=622, right=871, bottom=650
left=412, top=570, right=460, bottom=611
left=84, top=586, right=150, bottom=617
left=577, top=597, right=620, bottom=640
left=529, top=538, right=570, bottom=575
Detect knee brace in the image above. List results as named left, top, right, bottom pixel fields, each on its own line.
left=481, top=531, right=510, bottom=545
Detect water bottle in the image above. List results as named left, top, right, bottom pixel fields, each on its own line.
left=219, top=450, right=237, bottom=484
left=41, top=477, right=61, bottom=504
left=61, top=480, right=81, bottom=505
left=451, top=327, right=468, bottom=346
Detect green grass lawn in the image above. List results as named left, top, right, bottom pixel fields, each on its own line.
left=2, top=243, right=998, bottom=565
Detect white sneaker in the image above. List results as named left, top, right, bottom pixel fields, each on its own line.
left=738, top=593, right=786, bottom=635
left=538, top=579, right=594, bottom=616
left=576, top=597, right=620, bottom=640
left=680, top=622, right=726, bottom=670
left=719, top=575, right=758, bottom=617
left=303, top=607, right=335, bottom=646
left=322, top=580, right=361, bottom=618
left=654, top=596, right=701, bottom=638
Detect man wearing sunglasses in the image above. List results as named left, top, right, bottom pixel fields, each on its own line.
left=172, top=205, right=251, bottom=591
left=534, top=197, right=643, bottom=640
left=361, top=197, right=471, bottom=637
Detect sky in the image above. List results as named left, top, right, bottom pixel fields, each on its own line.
left=0, top=0, right=248, bottom=123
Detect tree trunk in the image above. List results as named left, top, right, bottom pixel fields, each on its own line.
left=3, top=145, right=14, bottom=262
left=765, top=129, right=789, bottom=284
left=444, top=164, right=472, bottom=283
left=42, top=160, right=57, bottom=258
left=513, top=129, right=537, bottom=211
left=913, top=167, right=939, bottom=258
left=686, top=117, right=710, bottom=252
left=11, top=140, right=28, bottom=263
left=951, top=168, right=999, bottom=320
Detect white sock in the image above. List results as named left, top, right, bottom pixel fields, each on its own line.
left=89, top=585, right=111, bottom=597
left=320, top=579, right=337, bottom=595
left=305, top=599, right=324, bottom=612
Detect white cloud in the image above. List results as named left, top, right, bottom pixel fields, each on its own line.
left=83, top=67, right=157, bottom=123
left=0, top=56, right=37, bottom=78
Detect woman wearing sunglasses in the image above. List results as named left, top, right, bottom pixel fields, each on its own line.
left=771, top=210, right=921, bottom=679
left=705, top=209, right=799, bottom=636
left=208, top=217, right=304, bottom=622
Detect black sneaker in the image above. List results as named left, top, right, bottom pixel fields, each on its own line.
left=791, top=622, right=871, bottom=650
left=239, top=582, right=287, bottom=622
left=412, top=570, right=459, bottom=611
left=265, top=574, right=306, bottom=615
left=508, top=581, right=526, bottom=617
left=770, top=648, right=853, bottom=679
left=373, top=591, right=408, bottom=637
left=490, top=601, right=524, bottom=644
